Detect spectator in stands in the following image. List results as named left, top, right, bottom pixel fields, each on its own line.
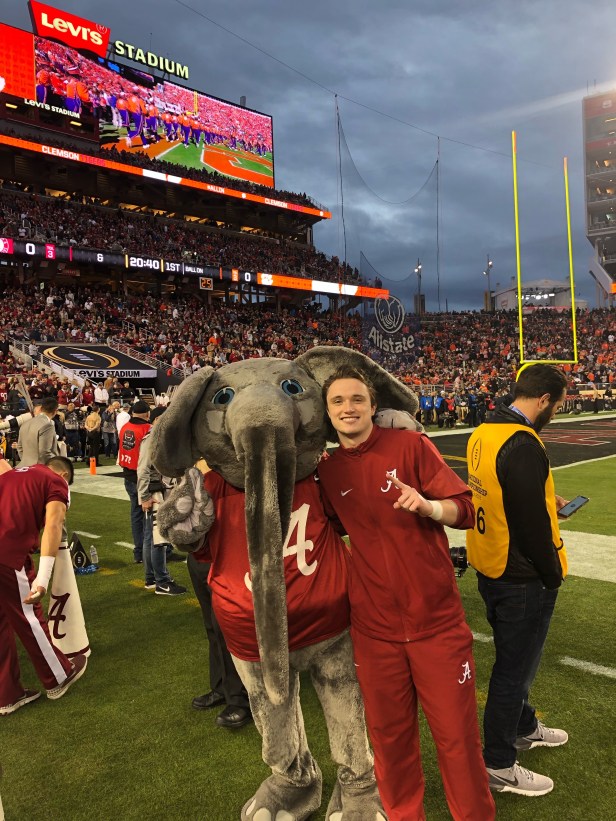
left=84, top=406, right=102, bottom=466
left=63, top=402, right=81, bottom=461
left=101, top=402, right=119, bottom=458
left=94, top=382, right=109, bottom=409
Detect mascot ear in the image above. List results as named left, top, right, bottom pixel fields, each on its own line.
left=375, top=408, right=424, bottom=432
left=151, top=367, right=215, bottom=477
left=295, top=346, right=419, bottom=417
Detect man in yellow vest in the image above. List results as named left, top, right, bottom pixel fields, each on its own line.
left=466, top=363, right=569, bottom=798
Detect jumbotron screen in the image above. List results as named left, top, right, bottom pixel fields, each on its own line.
left=0, top=21, right=275, bottom=188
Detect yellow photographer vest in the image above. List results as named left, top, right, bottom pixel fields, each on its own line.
left=466, top=423, right=567, bottom=579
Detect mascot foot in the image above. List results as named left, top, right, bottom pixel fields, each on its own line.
left=325, top=780, right=387, bottom=821
left=242, top=774, right=322, bottom=821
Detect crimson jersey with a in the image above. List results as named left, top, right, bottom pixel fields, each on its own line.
left=195, top=472, right=351, bottom=661
left=318, top=425, right=475, bottom=644
left=0, top=465, right=69, bottom=570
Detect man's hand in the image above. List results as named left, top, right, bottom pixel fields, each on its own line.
left=555, top=494, right=570, bottom=519
left=23, top=585, right=46, bottom=605
left=387, top=472, right=434, bottom=517
left=141, top=498, right=154, bottom=512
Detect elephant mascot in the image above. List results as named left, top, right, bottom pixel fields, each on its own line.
left=152, top=346, right=420, bottom=821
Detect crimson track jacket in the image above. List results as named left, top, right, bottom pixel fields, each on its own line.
left=318, top=425, right=474, bottom=643
left=0, top=465, right=69, bottom=570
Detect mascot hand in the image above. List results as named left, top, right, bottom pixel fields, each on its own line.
left=375, top=407, right=424, bottom=432
left=157, top=467, right=215, bottom=547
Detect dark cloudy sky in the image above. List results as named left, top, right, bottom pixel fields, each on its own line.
left=6, top=0, right=615, bottom=309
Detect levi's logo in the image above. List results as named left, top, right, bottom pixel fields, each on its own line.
left=30, top=1, right=111, bottom=58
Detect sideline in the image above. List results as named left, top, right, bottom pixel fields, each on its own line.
left=446, top=526, right=616, bottom=584
left=73, top=467, right=615, bottom=584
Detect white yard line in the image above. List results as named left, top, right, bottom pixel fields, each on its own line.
left=114, top=542, right=134, bottom=549
left=446, top=526, right=616, bottom=584
left=552, top=454, right=616, bottom=470
left=74, top=531, right=101, bottom=539
left=559, top=657, right=616, bottom=679
left=473, top=635, right=616, bottom=681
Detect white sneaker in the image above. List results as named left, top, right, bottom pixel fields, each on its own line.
left=486, top=762, right=554, bottom=796
left=515, top=720, right=568, bottom=750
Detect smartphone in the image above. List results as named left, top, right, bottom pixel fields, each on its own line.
left=558, top=495, right=589, bottom=518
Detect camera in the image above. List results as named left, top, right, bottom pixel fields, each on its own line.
left=449, top=546, right=468, bottom=578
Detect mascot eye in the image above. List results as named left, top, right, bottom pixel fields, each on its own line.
left=212, top=387, right=235, bottom=406
left=281, top=379, right=304, bottom=397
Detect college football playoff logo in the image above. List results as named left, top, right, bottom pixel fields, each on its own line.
left=470, top=439, right=482, bottom=471
left=374, top=295, right=405, bottom=335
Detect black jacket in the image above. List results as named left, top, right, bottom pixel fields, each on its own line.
left=489, top=405, right=563, bottom=589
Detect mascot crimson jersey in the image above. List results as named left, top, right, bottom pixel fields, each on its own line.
left=195, top=472, right=351, bottom=661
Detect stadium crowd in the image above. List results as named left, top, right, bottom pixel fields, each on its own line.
left=0, top=284, right=613, bottom=405
left=0, top=187, right=359, bottom=285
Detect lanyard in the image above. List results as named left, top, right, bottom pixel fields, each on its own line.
left=508, top=404, right=533, bottom=426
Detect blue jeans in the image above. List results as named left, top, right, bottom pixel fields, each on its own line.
left=478, top=574, right=558, bottom=769
left=65, top=430, right=81, bottom=459
left=102, top=431, right=117, bottom=457
left=143, top=509, right=171, bottom=586
left=124, top=479, right=144, bottom=562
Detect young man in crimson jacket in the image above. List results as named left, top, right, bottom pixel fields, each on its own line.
left=318, top=366, right=495, bottom=821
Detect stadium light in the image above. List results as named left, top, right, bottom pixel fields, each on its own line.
left=414, top=258, right=422, bottom=314
left=483, top=254, right=494, bottom=311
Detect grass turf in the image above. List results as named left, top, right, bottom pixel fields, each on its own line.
left=553, top=458, right=616, bottom=537
left=2, top=460, right=615, bottom=820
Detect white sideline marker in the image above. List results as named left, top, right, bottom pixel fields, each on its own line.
left=115, top=541, right=134, bottom=549
left=475, top=634, right=616, bottom=680
left=74, top=531, right=101, bottom=539
left=560, top=657, right=616, bottom=680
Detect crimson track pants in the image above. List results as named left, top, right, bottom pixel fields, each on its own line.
left=351, top=622, right=495, bottom=821
left=0, top=558, right=72, bottom=706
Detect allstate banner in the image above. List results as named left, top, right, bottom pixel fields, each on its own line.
left=361, top=254, right=420, bottom=373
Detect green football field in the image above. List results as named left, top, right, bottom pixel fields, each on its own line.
left=2, top=454, right=615, bottom=821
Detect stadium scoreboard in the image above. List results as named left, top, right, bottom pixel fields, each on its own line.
left=0, top=237, right=389, bottom=300
left=0, top=2, right=276, bottom=188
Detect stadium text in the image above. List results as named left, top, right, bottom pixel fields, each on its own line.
left=24, top=99, right=78, bottom=118
left=113, top=41, right=189, bottom=79
left=37, top=11, right=104, bottom=45
left=76, top=369, right=154, bottom=379
left=29, top=2, right=111, bottom=59
left=41, top=145, right=80, bottom=160
left=367, top=326, right=415, bottom=353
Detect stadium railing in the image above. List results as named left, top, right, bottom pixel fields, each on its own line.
left=10, top=340, right=86, bottom=387
left=111, top=341, right=187, bottom=381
